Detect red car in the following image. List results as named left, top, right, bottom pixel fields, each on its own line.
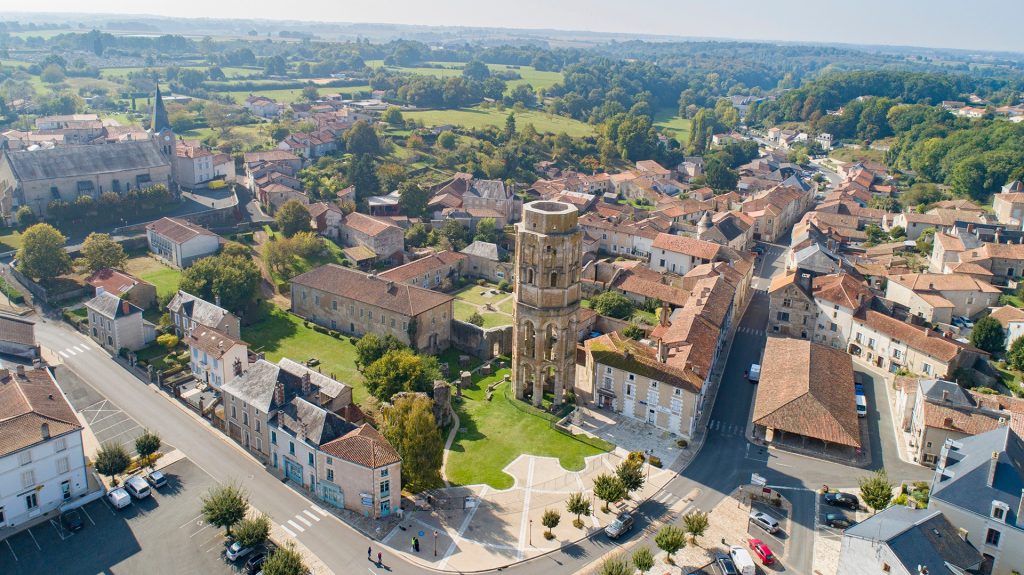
left=748, top=538, right=775, bottom=565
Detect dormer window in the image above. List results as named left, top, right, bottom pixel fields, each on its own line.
left=992, top=501, right=1009, bottom=522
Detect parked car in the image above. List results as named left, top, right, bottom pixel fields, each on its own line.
left=107, top=487, right=131, bottom=509
left=856, top=394, right=868, bottom=418
left=226, top=541, right=255, bottom=561
left=824, top=491, right=859, bottom=510
left=61, top=510, right=84, bottom=532
left=748, top=363, right=761, bottom=383
left=715, top=553, right=739, bottom=575
left=245, top=552, right=267, bottom=574
left=604, top=512, right=634, bottom=539
left=146, top=470, right=167, bottom=489
left=953, top=316, right=974, bottom=329
left=125, top=475, right=151, bottom=499
left=825, top=513, right=855, bottom=529
left=747, top=539, right=775, bottom=565
left=749, top=511, right=780, bottom=534
left=728, top=546, right=756, bottom=575
left=751, top=245, right=765, bottom=255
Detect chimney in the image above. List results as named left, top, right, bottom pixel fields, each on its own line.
left=918, top=566, right=929, bottom=575
left=988, top=451, right=999, bottom=487
left=40, top=422, right=49, bottom=440
left=957, top=527, right=969, bottom=541
left=657, top=338, right=667, bottom=363
left=659, top=303, right=670, bottom=327
left=943, top=331, right=953, bottom=339
left=274, top=381, right=285, bottom=406
left=15, top=364, right=25, bottom=376
left=944, top=417, right=954, bottom=428
left=0, top=368, right=9, bottom=379
left=942, top=389, right=950, bottom=402
left=122, top=300, right=130, bottom=315
left=301, top=371, right=311, bottom=396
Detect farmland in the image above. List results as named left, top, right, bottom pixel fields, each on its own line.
left=404, top=106, right=594, bottom=137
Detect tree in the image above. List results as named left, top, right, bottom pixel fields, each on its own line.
left=381, top=106, right=404, bottom=126
left=682, top=510, right=709, bottom=545
left=261, top=543, right=307, bottom=575
left=462, top=60, right=490, bottom=81
left=633, top=546, right=655, bottom=574
left=1009, top=336, right=1024, bottom=371
left=349, top=154, right=380, bottom=199
left=503, top=113, right=517, bottom=142
left=858, top=470, right=895, bottom=513
left=275, top=200, right=312, bottom=238
left=949, top=157, right=988, bottom=201
left=615, top=458, right=644, bottom=497
left=970, top=316, right=1006, bottom=354
left=467, top=311, right=484, bottom=327
left=81, top=232, right=127, bottom=273
left=379, top=394, right=444, bottom=492
left=94, top=442, right=130, bottom=484
left=364, top=348, right=442, bottom=400
left=301, top=85, right=320, bottom=102
left=405, top=223, right=429, bottom=248
left=17, top=223, right=72, bottom=282
left=134, top=429, right=162, bottom=469
left=655, top=524, right=686, bottom=564
left=179, top=254, right=260, bottom=313
left=473, top=218, right=500, bottom=244
left=541, top=508, right=560, bottom=539
left=915, top=227, right=936, bottom=255
left=345, top=120, right=381, bottom=156
left=436, top=131, right=457, bottom=150
left=566, top=491, right=591, bottom=529
left=597, top=555, right=631, bottom=575
left=864, top=224, right=890, bottom=246
left=592, top=473, right=626, bottom=513
left=40, top=64, right=65, bottom=84
left=623, top=324, right=645, bottom=340
left=397, top=181, right=429, bottom=217
left=704, top=157, right=739, bottom=191
left=591, top=291, right=634, bottom=319
left=234, top=514, right=271, bottom=548
left=354, top=334, right=405, bottom=371
left=435, top=218, right=468, bottom=251
left=201, top=483, right=249, bottom=535
left=15, top=206, right=35, bottom=228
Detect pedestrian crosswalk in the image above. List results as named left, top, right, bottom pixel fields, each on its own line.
left=56, top=343, right=91, bottom=358
left=708, top=419, right=746, bottom=436
left=649, top=490, right=679, bottom=507
left=737, top=326, right=765, bottom=336
left=279, top=504, right=330, bottom=537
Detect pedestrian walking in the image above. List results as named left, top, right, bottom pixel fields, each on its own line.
left=414, top=537, right=420, bottom=552
left=367, top=546, right=372, bottom=560
left=378, top=552, right=383, bottom=566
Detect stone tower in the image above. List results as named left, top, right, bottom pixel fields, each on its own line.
left=150, top=86, right=174, bottom=159
left=512, top=201, right=582, bottom=407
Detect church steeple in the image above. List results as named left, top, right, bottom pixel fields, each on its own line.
left=151, top=86, right=169, bottom=133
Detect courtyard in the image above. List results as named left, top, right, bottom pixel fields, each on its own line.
left=452, top=282, right=514, bottom=328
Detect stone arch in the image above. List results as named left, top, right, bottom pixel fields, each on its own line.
left=549, top=270, right=558, bottom=288
left=522, top=320, right=536, bottom=358
left=526, top=267, right=535, bottom=285
left=543, top=323, right=558, bottom=362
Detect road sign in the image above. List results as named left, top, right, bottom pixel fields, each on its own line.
left=751, top=473, right=767, bottom=487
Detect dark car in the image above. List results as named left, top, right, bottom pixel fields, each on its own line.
left=715, top=553, right=739, bottom=575
left=825, top=513, right=855, bottom=529
left=751, top=245, right=765, bottom=254
left=245, top=552, right=267, bottom=575
left=61, top=510, right=84, bottom=532
left=604, top=512, right=634, bottom=539
left=824, top=491, right=859, bottom=510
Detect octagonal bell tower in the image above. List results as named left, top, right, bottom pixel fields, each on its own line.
left=512, top=201, right=582, bottom=407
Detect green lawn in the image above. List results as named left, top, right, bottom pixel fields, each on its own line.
left=124, top=257, right=182, bottom=299
left=452, top=282, right=507, bottom=305
left=453, top=301, right=510, bottom=328
left=404, top=106, right=594, bottom=137
left=996, top=364, right=1024, bottom=397
left=446, top=369, right=611, bottom=489
left=653, top=107, right=692, bottom=140
left=1002, top=294, right=1024, bottom=308
left=830, top=147, right=888, bottom=165
left=243, top=304, right=367, bottom=403
left=0, top=228, right=25, bottom=252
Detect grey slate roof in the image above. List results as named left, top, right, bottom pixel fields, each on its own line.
left=167, top=291, right=230, bottom=328
left=921, top=379, right=975, bottom=408
left=273, top=397, right=354, bottom=448
left=278, top=358, right=347, bottom=401
left=85, top=291, right=142, bottom=319
left=460, top=240, right=503, bottom=261
left=4, top=140, right=168, bottom=182
left=932, top=426, right=1024, bottom=528
left=845, top=507, right=982, bottom=573
left=467, top=179, right=508, bottom=200
left=713, top=217, right=746, bottom=242
left=221, top=359, right=281, bottom=413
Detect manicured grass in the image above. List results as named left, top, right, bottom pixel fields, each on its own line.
left=267, top=238, right=347, bottom=286
left=0, top=228, right=25, bottom=252
left=404, top=106, right=594, bottom=137
left=996, top=364, right=1024, bottom=397
left=437, top=347, right=484, bottom=375
left=453, top=301, right=510, bottom=328
left=124, top=257, right=182, bottom=299
left=446, top=370, right=611, bottom=489
left=1002, top=294, right=1024, bottom=308
left=453, top=282, right=507, bottom=305
left=243, top=304, right=367, bottom=403
left=653, top=107, right=692, bottom=140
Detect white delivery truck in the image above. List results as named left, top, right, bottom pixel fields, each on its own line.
left=729, top=546, right=757, bottom=575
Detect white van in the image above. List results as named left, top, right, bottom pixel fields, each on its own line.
left=856, top=394, right=868, bottom=418
left=728, top=546, right=757, bottom=575
left=748, top=364, right=761, bottom=382
left=107, top=487, right=131, bottom=509
left=125, top=475, right=151, bottom=499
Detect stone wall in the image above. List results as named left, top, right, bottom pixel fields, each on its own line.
left=450, top=319, right=512, bottom=360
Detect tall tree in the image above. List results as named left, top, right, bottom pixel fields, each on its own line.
left=261, top=544, right=307, bottom=575
left=682, top=510, right=710, bottom=545
left=397, top=181, right=429, bottom=217
left=17, top=223, right=71, bottom=281
left=503, top=112, right=517, bottom=142
left=858, top=470, right=895, bottom=513
left=1009, top=336, right=1024, bottom=371
left=94, top=442, right=130, bottom=485
left=615, top=458, right=645, bottom=497
left=274, top=200, right=312, bottom=238
left=473, top=218, right=500, bottom=244
left=81, top=232, right=127, bottom=272
left=566, top=491, right=591, bottom=529
left=363, top=349, right=442, bottom=400
left=380, top=394, right=444, bottom=492
left=134, top=429, right=162, bottom=470
left=655, top=525, right=686, bottom=564
left=592, top=473, right=626, bottom=513
left=354, top=334, right=405, bottom=371
left=179, top=254, right=260, bottom=313
left=344, top=120, right=381, bottom=156
left=234, top=515, right=271, bottom=549
left=970, top=316, right=1005, bottom=354
left=201, top=483, right=249, bottom=535
left=349, top=154, right=380, bottom=200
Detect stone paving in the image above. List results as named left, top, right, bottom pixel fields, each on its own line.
left=383, top=451, right=677, bottom=571
left=569, top=407, right=686, bottom=466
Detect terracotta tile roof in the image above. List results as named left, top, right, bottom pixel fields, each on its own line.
left=610, top=270, right=690, bottom=307
left=378, top=251, right=467, bottom=284
left=320, top=424, right=401, bottom=468
left=922, top=400, right=1004, bottom=435
left=768, top=272, right=798, bottom=293
left=86, top=268, right=151, bottom=297
left=962, top=242, right=1024, bottom=263
left=585, top=332, right=700, bottom=392
left=307, top=201, right=342, bottom=219
left=0, top=314, right=34, bottom=347
left=242, top=150, right=300, bottom=164
left=853, top=309, right=984, bottom=362
left=934, top=232, right=966, bottom=252
left=948, top=262, right=993, bottom=276
left=343, top=245, right=377, bottom=262
left=0, top=368, right=81, bottom=457
left=342, top=212, right=401, bottom=237
left=753, top=338, right=860, bottom=447
left=888, top=273, right=1002, bottom=294
left=292, top=264, right=453, bottom=316
left=652, top=233, right=722, bottom=260
left=187, top=327, right=246, bottom=359
left=147, top=217, right=219, bottom=244
left=933, top=199, right=983, bottom=211
left=812, top=273, right=871, bottom=309
left=991, top=306, right=1024, bottom=328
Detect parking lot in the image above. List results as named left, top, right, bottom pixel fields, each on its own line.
left=2, top=459, right=237, bottom=575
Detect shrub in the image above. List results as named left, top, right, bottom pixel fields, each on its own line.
left=467, top=311, right=485, bottom=327
left=156, top=333, right=179, bottom=350
left=497, top=280, right=511, bottom=292
left=477, top=278, right=487, bottom=286
left=648, top=455, right=662, bottom=468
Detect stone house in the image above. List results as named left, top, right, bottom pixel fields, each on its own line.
left=317, top=425, right=402, bottom=519
left=167, top=291, right=240, bottom=339
left=290, top=264, right=453, bottom=354
left=85, top=291, right=154, bottom=352
left=308, top=202, right=344, bottom=239
left=460, top=241, right=513, bottom=284
left=338, top=212, right=405, bottom=264
left=0, top=314, right=38, bottom=360
left=187, top=328, right=249, bottom=388
left=849, top=309, right=986, bottom=379
left=378, top=251, right=466, bottom=290
left=885, top=273, right=1002, bottom=323
left=86, top=268, right=157, bottom=310
left=146, top=217, right=222, bottom=269
left=992, top=306, right=1024, bottom=350
left=649, top=233, right=727, bottom=276
left=993, top=181, right=1024, bottom=226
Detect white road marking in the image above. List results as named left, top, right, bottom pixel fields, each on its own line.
left=81, top=505, right=96, bottom=526
left=296, top=514, right=312, bottom=527
left=287, top=519, right=305, bottom=533
left=302, top=509, right=320, bottom=522
left=516, top=457, right=536, bottom=560
left=72, top=346, right=84, bottom=353
left=27, top=528, right=41, bottom=550
left=58, top=351, right=69, bottom=358
left=65, top=347, right=77, bottom=356
left=310, top=504, right=329, bottom=517
left=80, top=343, right=90, bottom=350
left=189, top=525, right=210, bottom=538
left=5, top=538, right=17, bottom=561
left=281, top=524, right=296, bottom=537
left=178, top=514, right=204, bottom=530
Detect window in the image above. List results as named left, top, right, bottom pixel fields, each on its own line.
left=289, top=442, right=295, bottom=455
left=21, top=470, right=35, bottom=489
left=25, top=493, right=37, bottom=510
left=650, top=381, right=658, bottom=389
left=380, top=468, right=389, bottom=477
left=18, top=450, right=31, bottom=465
left=62, top=480, right=71, bottom=500
left=674, top=388, right=682, bottom=397
left=255, top=420, right=261, bottom=432
left=986, top=528, right=1001, bottom=547
left=380, top=480, right=390, bottom=496
left=256, top=437, right=262, bottom=451
left=625, top=384, right=634, bottom=397
left=993, top=506, right=1006, bottom=521
left=923, top=363, right=932, bottom=375
left=627, top=374, right=635, bottom=382
left=243, top=412, right=249, bottom=426
left=830, top=323, right=837, bottom=332
left=776, top=311, right=790, bottom=322
left=332, top=300, right=337, bottom=310
left=271, top=431, right=277, bottom=445
left=782, top=298, right=791, bottom=308
left=327, top=469, right=334, bottom=482
left=308, top=453, right=315, bottom=466
left=57, top=457, right=69, bottom=474
left=893, top=349, right=902, bottom=359
left=868, top=338, right=876, bottom=349
left=55, top=437, right=67, bottom=452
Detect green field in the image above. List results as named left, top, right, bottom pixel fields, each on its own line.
left=405, top=106, right=594, bottom=137
left=364, top=61, right=562, bottom=94
left=243, top=304, right=367, bottom=403
left=830, top=147, right=888, bottom=165
left=101, top=66, right=258, bottom=80
left=224, top=85, right=371, bottom=104
left=445, top=370, right=611, bottom=489
left=653, top=107, right=692, bottom=140
left=124, top=256, right=182, bottom=299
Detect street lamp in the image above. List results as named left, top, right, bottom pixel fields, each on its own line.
left=529, top=519, right=533, bottom=545
left=433, top=530, right=438, bottom=557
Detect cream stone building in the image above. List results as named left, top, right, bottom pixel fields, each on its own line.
left=512, top=201, right=582, bottom=407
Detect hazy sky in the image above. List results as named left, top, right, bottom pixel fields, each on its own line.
left=12, top=0, right=1024, bottom=53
